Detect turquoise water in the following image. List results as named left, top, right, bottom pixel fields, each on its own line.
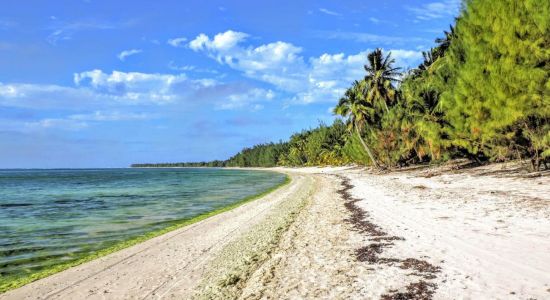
left=0, top=168, right=286, bottom=280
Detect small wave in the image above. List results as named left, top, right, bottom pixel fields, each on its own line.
left=53, top=199, right=72, bottom=204
left=0, top=203, right=33, bottom=208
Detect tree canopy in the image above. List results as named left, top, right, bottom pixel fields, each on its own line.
left=133, top=0, right=549, bottom=171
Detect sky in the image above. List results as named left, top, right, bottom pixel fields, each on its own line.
left=0, top=0, right=460, bottom=168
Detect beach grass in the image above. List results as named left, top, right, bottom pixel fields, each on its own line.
left=0, top=173, right=290, bottom=294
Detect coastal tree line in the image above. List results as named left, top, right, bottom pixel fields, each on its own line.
left=133, top=0, right=549, bottom=171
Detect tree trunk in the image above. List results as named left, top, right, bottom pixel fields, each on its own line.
left=383, top=100, right=390, bottom=114
left=531, top=151, right=540, bottom=172
left=355, top=123, right=380, bottom=169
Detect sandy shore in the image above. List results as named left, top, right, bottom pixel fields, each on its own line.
left=2, top=162, right=549, bottom=299
left=0, top=173, right=311, bottom=300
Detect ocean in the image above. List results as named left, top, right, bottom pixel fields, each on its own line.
left=0, top=168, right=286, bottom=283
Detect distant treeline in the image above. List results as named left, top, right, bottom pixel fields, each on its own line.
left=131, top=161, right=226, bottom=168
left=133, top=0, right=549, bottom=171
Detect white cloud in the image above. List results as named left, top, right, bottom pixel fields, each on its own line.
left=2, top=28, right=422, bottom=126
left=189, top=31, right=306, bottom=92
left=406, top=0, right=461, bottom=21
left=167, top=37, right=187, bottom=47
left=318, top=8, right=342, bottom=16
left=1, top=67, right=273, bottom=116
left=189, top=30, right=422, bottom=104
left=189, top=30, right=249, bottom=52
left=74, top=69, right=186, bottom=88
left=117, top=49, right=142, bottom=61
left=0, top=70, right=205, bottom=110
left=73, top=69, right=190, bottom=103
left=294, top=52, right=366, bottom=103
left=0, top=84, right=21, bottom=97
left=388, top=49, right=423, bottom=70
left=0, top=82, right=101, bottom=109
left=218, top=88, right=275, bottom=110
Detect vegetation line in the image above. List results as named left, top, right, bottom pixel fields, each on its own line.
left=134, top=0, right=549, bottom=171
left=0, top=174, right=290, bottom=294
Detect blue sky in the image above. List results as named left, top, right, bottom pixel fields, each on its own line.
left=0, top=0, right=460, bottom=168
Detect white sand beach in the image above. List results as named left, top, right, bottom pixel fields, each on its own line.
left=2, top=162, right=549, bottom=299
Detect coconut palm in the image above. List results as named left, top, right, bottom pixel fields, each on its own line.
left=364, top=48, right=401, bottom=114
left=435, top=24, right=456, bottom=55
left=420, top=48, right=438, bottom=71
left=333, top=80, right=380, bottom=168
left=411, top=48, right=439, bottom=78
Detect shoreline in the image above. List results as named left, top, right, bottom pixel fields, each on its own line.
left=2, top=162, right=549, bottom=299
left=0, top=173, right=290, bottom=294
left=195, top=163, right=549, bottom=299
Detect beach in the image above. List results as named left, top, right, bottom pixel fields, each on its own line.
left=2, top=162, right=549, bottom=299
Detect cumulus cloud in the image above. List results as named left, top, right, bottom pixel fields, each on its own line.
left=73, top=69, right=192, bottom=103
left=117, top=49, right=142, bottom=61
left=388, top=50, right=423, bottom=70
left=2, top=29, right=423, bottom=134
left=294, top=52, right=366, bottom=103
left=189, top=30, right=307, bottom=93
left=0, top=67, right=277, bottom=122
left=167, top=37, right=187, bottom=47
left=189, top=30, right=249, bottom=52
left=188, top=30, right=422, bottom=104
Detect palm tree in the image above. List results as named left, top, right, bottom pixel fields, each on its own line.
left=435, top=24, right=456, bottom=55
left=333, top=80, right=380, bottom=168
left=411, top=48, right=438, bottom=78
left=364, top=48, right=401, bottom=114
left=420, top=48, right=438, bottom=71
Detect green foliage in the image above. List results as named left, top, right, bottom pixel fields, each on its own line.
left=225, top=142, right=288, bottom=167
left=133, top=0, right=548, bottom=170
left=440, top=0, right=549, bottom=168
left=398, top=68, right=450, bottom=163
left=341, top=132, right=370, bottom=165
left=277, top=120, right=349, bottom=166
left=333, top=80, right=379, bottom=167
left=364, top=48, right=402, bottom=113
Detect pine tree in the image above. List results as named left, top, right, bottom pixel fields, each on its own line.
left=440, top=0, right=549, bottom=169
